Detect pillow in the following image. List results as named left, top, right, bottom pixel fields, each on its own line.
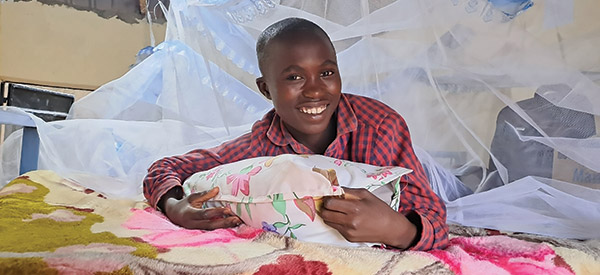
left=182, top=154, right=412, bottom=247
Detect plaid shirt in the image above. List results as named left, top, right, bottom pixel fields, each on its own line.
left=144, top=93, right=448, bottom=250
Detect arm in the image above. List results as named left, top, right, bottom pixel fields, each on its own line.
left=144, top=148, right=221, bottom=209
left=144, top=133, right=255, bottom=229
left=319, top=113, right=448, bottom=250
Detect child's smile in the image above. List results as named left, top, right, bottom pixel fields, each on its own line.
left=298, top=104, right=328, bottom=115
left=296, top=102, right=331, bottom=129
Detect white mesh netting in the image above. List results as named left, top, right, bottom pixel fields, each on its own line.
left=1, top=0, right=599, bottom=238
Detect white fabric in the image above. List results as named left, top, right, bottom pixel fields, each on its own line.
left=182, top=154, right=411, bottom=246
left=1, top=0, right=599, bottom=239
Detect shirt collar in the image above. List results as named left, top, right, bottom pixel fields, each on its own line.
left=266, top=93, right=358, bottom=151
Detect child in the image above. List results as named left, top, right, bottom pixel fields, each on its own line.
left=144, top=17, right=448, bottom=250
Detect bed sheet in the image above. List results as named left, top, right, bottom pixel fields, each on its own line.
left=1, top=171, right=598, bottom=274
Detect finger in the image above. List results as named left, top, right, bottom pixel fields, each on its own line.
left=188, top=187, right=220, bottom=208
left=319, top=207, right=349, bottom=225
left=187, top=216, right=242, bottom=230
left=322, top=196, right=359, bottom=213
left=222, top=207, right=235, bottom=216
left=321, top=219, right=364, bottom=243
left=341, top=187, right=369, bottom=200
left=322, top=219, right=346, bottom=233
left=196, top=207, right=237, bottom=220
left=321, top=219, right=360, bottom=242
left=343, top=193, right=360, bottom=200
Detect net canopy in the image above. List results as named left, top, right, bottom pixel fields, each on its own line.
left=2, top=0, right=599, bottom=238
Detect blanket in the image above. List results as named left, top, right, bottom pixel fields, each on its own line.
left=1, top=171, right=598, bottom=274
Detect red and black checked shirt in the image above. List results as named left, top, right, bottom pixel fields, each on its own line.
left=144, top=93, right=448, bottom=251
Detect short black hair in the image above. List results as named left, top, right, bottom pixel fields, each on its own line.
left=256, top=17, right=334, bottom=74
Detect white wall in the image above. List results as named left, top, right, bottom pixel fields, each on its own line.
left=0, top=1, right=166, bottom=90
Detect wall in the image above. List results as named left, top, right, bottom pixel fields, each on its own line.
left=0, top=1, right=167, bottom=90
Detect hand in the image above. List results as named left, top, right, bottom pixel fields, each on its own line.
left=319, top=187, right=417, bottom=249
left=163, top=187, right=242, bottom=230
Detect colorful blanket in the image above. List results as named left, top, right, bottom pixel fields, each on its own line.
left=1, top=171, right=598, bottom=274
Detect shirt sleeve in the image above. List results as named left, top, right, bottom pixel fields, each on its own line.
left=143, top=133, right=255, bottom=209
left=376, top=113, right=449, bottom=251
left=143, top=148, right=223, bottom=209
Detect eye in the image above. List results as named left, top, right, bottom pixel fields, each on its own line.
left=286, top=75, right=302, bottom=81
left=321, top=70, right=335, bottom=77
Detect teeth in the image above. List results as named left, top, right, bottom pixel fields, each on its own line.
left=299, top=106, right=326, bottom=115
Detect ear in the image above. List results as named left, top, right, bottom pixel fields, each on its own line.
left=256, top=77, right=271, bottom=100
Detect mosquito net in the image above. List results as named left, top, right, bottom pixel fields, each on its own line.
left=1, top=0, right=599, bottom=238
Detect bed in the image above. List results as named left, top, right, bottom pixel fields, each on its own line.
left=1, top=170, right=598, bottom=274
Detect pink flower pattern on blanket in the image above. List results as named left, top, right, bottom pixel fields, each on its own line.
left=122, top=207, right=262, bottom=249
left=23, top=209, right=86, bottom=222
left=45, top=257, right=127, bottom=274
left=429, top=236, right=575, bottom=275
left=44, top=243, right=136, bottom=274
left=0, top=183, right=37, bottom=197
left=227, top=166, right=262, bottom=196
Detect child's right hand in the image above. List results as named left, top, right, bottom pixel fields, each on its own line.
left=163, top=187, right=242, bottom=230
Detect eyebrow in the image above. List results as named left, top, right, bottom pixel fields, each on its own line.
left=280, top=59, right=338, bottom=74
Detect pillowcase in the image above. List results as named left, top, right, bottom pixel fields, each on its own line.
left=182, top=154, right=412, bottom=247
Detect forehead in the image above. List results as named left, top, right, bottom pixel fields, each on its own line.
left=262, top=30, right=337, bottom=69
left=271, top=26, right=332, bottom=46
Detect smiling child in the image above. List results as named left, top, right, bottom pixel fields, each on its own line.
left=144, top=17, right=448, bottom=250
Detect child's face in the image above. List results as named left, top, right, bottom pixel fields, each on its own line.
left=257, top=31, right=342, bottom=144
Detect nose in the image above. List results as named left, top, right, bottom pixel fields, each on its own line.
left=302, top=76, right=325, bottom=99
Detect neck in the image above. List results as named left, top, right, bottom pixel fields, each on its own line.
left=287, top=118, right=337, bottom=154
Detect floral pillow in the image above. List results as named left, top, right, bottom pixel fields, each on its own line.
left=182, top=154, right=412, bottom=247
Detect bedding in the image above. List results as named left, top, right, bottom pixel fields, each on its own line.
left=1, top=171, right=599, bottom=274
left=182, top=154, right=412, bottom=247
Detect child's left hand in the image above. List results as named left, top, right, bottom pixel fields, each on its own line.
left=319, top=187, right=418, bottom=249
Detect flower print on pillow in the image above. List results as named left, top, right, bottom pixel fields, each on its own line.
left=227, top=165, right=262, bottom=196
left=367, top=167, right=394, bottom=182
left=294, top=195, right=317, bottom=221
left=182, top=154, right=413, bottom=247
